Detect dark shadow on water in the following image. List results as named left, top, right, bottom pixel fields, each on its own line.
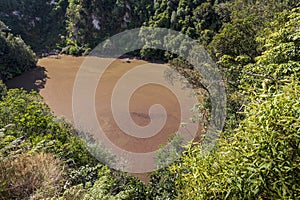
left=5, top=66, right=49, bottom=92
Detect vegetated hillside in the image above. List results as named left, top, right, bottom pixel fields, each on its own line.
left=173, top=4, right=300, bottom=198
left=63, top=0, right=230, bottom=56
left=0, top=0, right=299, bottom=199
left=0, top=0, right=154, bottom=54
left=0, top=0, right=227, bottom=55
left=0, top=20, right=36, bottom=81
left=0, top=0, right=68, bottom=53
left=62, top=0, right=154, bottom=55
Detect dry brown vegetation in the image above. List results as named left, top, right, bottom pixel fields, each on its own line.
left=0, top=152, right=64, bottom=200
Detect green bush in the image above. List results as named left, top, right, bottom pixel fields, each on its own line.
left=56, top=165, right=146, bottom=200
left=0, top=21, right=37, bottom=81
left=172, top=79, right=300, bottom=199
left=0, top=80, right=7, bottom=99
left=0, top=89, right=95, bottom=167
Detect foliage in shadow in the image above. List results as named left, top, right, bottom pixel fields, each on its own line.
left=5, top=66, right=48, bottom=92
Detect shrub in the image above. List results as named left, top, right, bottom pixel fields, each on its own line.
left=0, top=89, right=96, bottom=167
left=0, top=80, right=7, bottom=99
left=0, top=152, right=64, bottom=200
left=171, top=79, right=300, bottom=199
left=56, top=166, right=138, bottom=200
left=0, top=21, right=37, bottom=81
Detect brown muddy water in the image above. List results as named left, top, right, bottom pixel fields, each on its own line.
left=6, top=55, right=201, bottom=182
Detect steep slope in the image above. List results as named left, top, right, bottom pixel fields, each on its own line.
left=0, top=0, right=68, bottom=53
left=0, top=20, right=36, bottom=81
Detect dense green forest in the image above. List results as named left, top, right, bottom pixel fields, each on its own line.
left=0, top=0, right=299, bottom=199
left=0, top=0, right=68, bottom=53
